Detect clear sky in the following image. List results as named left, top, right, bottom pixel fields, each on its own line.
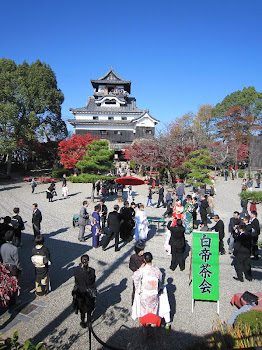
left=1, top=0, right=262, bottom=133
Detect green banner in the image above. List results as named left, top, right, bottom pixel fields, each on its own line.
left=192, top=231, right=219, bottom=301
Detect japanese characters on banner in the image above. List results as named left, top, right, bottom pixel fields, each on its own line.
left=192, top=232, right=219, bottom=301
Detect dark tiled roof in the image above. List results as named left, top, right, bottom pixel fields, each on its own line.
left=68, top=119, right=139, bottom=126
left=91, top=67, right=131, bottom=85
left=70, top=97, right=144, bottom=115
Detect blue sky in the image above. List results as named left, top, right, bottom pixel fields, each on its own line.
left=1, top=0, right=262, bottom=133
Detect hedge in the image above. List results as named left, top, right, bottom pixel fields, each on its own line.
left=68, top=174, right=116, bottom=183
left=239, top=191, right=262, bottom=202
left=52, top=167, right=71, bottom=179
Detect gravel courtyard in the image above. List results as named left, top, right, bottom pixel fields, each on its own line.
left=0, top=175, right=261, bottom=349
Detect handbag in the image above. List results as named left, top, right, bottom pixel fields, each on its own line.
left=240, top=291, right=258, bottom=305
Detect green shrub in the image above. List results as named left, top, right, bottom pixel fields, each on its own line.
left=0, top=331, right=48, bottom=349
left=235, top=310, right=262, bottom=333
left=68, top=174, right=116, bottom=183
left=238, top=172, right=245, bottom=178
left=186, top=319, right=262, bottom=349
left=239, top=191, right=262, bottom=202
left=258, top=240, right=262, bottom=248
left=52, top=167, right=71, bottom=179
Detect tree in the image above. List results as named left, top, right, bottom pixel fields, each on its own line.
left=76, top=140, right=115, bottom=201
left=182, top=149, right=213, bottom=187
left=212, top=86, right=262, bottom=121
left=0, top=58, right=67, bottom=175
left=58, top=134, right=98, bottom=169
left=193, top=104, right=215, bottom=146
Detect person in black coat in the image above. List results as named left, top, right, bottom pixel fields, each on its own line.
left=129, top=240, right=145, bottom=303
left=157, top=184, right=165, bottom=208
left=249, top=211, right=260, bottom=260
left=210, top=215, right=225, bottom=254
left=102, top=205, right=121, bottom=251
left=0, top=216, right=14, bottom=245
left=11, top=207, right=25, bottom=247
left=199, top=195, right=208, bottom=226
left=228, top=211, right=241, bottom=254
left=120, top=201, right=133, bottom=241
left=97, top=199, right=107, bottom=234
left=72, top=255, right=96, bottom=328
left=32, top=203, right=42, bottom=237
left=168, top=219, right=186, bottom=271
left=233, top=223, right=252, bottom=282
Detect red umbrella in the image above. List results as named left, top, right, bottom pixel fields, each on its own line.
left=115, top=176, right=145, bottom=186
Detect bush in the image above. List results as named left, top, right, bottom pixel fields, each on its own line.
left=238, top=172, right=245, bottom=178
left=0, top=331, right=48, bottom=349
left=51, top=167, right=71, bottom=179
left=258, top=240, right=262, bottom=248
left=186, top=319, right=262, bottom=349
left=129, top=161, right=136, bottom=170
left=68, top=174, right=116, bottom=183
left=239, top=191, right=262, bottom=202
left=235, top=310, right=262, bottom=333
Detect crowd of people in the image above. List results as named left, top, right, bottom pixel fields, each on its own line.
left=0, top=170, right=260, bottom=333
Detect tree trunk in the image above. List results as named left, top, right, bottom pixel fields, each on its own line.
left=166, top=168, right=172, bottom=185
left=6, top=154, right=12, bottom=176
left=90, top=183, right=95, bottom=202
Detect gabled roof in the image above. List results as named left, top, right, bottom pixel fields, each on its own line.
left=132, top=111, right=160, bottom=123
left=91, top=67, right=131, bottom=93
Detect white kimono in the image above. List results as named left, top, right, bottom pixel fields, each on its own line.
left=134, top=209, right=148, bottom=241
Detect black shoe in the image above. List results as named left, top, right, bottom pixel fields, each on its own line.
left=170, top=266, right=175, bottom=271
left=115, top=248, right=120, bottom=252
left=80, top=321, right=86, bottom=328
left=79, top=239, right=84, bottom=242
left=102, top=247, right=106, bottom=251
left=233, top=277, right=244, bottom=282
left=251, top=257, right=259, bottom=260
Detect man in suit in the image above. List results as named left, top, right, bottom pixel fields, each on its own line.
left=167, top=219, right=186, bottom=271
left=228, top=211, right=241, bottom=254
left=199, top=195, right=208, bottom=226
left=157, top=184, right=165, bottom=208
left=233, top=223, right=252, bottom=282
left=11, top=207, right=25, bottom=247
left=32, top=203, right=42, bottom=238
left=78, top=201, right=89, bottom=242
left=210, top=215, right=225, bottom=254
left=250, top=211, right=260, bottom=260
left=102, top=205, right=121, bottom=251
left=97, top=199, right=108, bottom=234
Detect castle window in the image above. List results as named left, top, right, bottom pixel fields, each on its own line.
left=93, top=116, right=98, bottom=120
left=146, top=130, right=152, bottom=134
left=114, top=131, right=122, bottom=135
left=101, top=130, right=107, bottom=135
left=105, top=100, right=116, bottom=105
left=108, top=116, right=114, bottom=120
left=121, top=117, right=127, bottom=120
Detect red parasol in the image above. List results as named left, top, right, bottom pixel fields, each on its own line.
left=115, top=176, right=145, bottom=186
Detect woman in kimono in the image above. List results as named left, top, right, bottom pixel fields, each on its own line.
left=134, top=204, right=148, bottom=241
left=133, top=252, right=162, bottom=317
left=72, top=255, right=96, bottom=328
left=31, top=235, right=51, bottom=296
left=183, top=195, right=194, bottom=234
left=172, top=200, right=184, bottom=226
left=91, top=205, right=101, bottom=248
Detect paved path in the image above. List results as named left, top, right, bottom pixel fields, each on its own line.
left=0, top=176, right=261, bottom=349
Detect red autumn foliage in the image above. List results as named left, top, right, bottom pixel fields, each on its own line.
left=58, top=134, right=98, bottom=169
